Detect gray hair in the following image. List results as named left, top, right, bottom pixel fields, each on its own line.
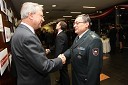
left=20, top=2, right=43, bottom=19
left=76, top=14, right=91, bottom=24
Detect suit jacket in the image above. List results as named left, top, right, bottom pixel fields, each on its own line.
left=50, top=31, right=70, bottom=85
left=64, top=29, right=103, bottom=85
left=11, top=24, right=63, bottom=85
left=55, top=31, right=68, bottom=58
left=50, top=31, right=69, bottom=63
left=108, top=28, right=117, bottom=42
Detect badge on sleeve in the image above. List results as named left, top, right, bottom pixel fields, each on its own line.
left=92, top=48, right=99, bottom=56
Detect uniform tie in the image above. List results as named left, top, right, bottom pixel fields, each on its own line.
left=76, top=36, right=79, bottom=43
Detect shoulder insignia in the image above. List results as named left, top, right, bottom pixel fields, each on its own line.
left=91, top=34, right=96, bottom=38
left=92, top=48, right=99, bottom=56
left=90, top=32, right=96, bottom=38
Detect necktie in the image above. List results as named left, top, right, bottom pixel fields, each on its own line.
left=76, top=36, right=79, bottom=43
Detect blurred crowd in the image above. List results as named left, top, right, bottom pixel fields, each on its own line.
left=36, top=28, right=77, bottom=48
left=100, top=24, right=128, bottom=53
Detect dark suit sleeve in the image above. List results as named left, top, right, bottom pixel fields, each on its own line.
left=55, top=35, right=66, bottom=56
left=50, top=45, right=55, bottom=53
left=23, top=36, right=63, bottom=74
left=63, top=48, right=71, bottom=60
left=87, top=38, right=103, bottom=85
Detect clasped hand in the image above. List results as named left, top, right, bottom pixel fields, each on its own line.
left=45, top=49, right=50, bottom=54
left=58, top=54, right=66, bottom=64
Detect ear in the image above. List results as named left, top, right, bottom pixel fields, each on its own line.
left=28, top=12, right=34, bottom=20
left=85, top=22, right=89, bottom=26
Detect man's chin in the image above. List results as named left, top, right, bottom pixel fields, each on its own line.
left=75, top=31, right=78, bottom=34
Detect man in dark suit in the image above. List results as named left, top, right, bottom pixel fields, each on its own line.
left=62, top=14, right=103, bottom=85
left=11, top=2, right=66, bottom=85
left=108, top=25, right=117, bottom=54
left=46, top=21, right=70, bottom=85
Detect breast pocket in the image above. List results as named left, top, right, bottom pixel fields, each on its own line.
left=77, top=46, right=86, bottom=59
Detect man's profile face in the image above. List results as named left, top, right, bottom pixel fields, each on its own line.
left=56, top=22, right=61, bottom=30
left=74, top=17, right=88, bottom=35
left=32, top=10, right=44, bottom=30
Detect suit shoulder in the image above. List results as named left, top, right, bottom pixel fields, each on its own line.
left=13, top=27, right=35, bottom=41
left=59, top=32, right=67, bottom=37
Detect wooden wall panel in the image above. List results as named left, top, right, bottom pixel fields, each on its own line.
left=0, top=0, right=18, bottom=85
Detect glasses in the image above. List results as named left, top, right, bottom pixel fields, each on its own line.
left=73, top=22, right=85, bottom=25
left=38, top=14, right=45, bottom=21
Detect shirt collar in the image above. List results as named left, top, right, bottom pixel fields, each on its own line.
left=57, top=30, right=63, bottom=35
left=79, top=29, right=89, bottom=39
left=21, top=22, right=35, bottom=34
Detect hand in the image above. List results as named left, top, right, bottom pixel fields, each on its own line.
left=58, top=54, right=66, bottom=64
left=45, top=49, right=50, bottom=54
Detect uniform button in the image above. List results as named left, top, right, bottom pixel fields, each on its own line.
left=85, top=79, right=87, bottom=81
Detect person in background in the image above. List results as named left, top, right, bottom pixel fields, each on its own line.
left=108, top=24, right=117, bottom=54
left=62, top=14, right=103, bottom=85
left=46, top=21, right=70, bottom=85
left=117, top=24, right=125, bottom=53
left=11, top=2, right=66, bottom=85
left=45, top=30, right=54, bottom=48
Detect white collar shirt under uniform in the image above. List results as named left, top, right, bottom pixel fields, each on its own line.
left=78, top=29, right=89, bottom=39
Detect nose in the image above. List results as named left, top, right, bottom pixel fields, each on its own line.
left=42, top=17, right=45, bottom=22
left=73, top=23, right=76, bottom=28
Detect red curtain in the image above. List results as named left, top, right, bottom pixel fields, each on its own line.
left=90, top=7, right=114, bottom=19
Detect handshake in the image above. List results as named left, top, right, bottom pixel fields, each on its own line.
left=45, top=49, right=66, bottom=64
left=58, top=54, right=66, bottom=64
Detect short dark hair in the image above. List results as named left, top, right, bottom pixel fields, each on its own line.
left=58, top=21, right=67, bottom=31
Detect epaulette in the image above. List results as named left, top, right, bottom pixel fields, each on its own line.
left=90, top=32, right=96, bottom=38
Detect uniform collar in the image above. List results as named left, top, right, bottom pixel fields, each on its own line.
left=79, top=29, right=89, bottom=39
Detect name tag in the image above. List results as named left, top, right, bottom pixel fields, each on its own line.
left=78, top=47, right=85, bottom=50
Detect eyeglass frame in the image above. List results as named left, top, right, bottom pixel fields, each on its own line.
left=73, top=21, right=86, bottom=25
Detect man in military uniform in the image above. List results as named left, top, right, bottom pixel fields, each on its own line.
left=63, top=14, right=103, bottom=85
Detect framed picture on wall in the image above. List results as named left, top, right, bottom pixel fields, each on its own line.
left=0, top=14, right=3, bottom=32
left=0, top=48, right=9, bottom=76
left=7, top=8, right=13, bottom=23
left=4, top=27, right=11, bottom=42
left=0, top=0, right=7, bottom=15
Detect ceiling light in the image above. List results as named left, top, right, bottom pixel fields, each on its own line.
left=46, top=12, right=49, bottom=13
left=83, top=6, right=96, bottom=8
left=70, top=12, right=81, bottom=14
left=120, top=8, right=125, bottom=9
left=63, top=16, right=72, bottom=18
left=57, top=18, right=65, bottom=21
left=52, top=5, right=56, bottom=7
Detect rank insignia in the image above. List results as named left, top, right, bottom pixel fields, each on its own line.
left=77, top=55, right=82, bottom=59
left=92, top=48, right=99, bottom=56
